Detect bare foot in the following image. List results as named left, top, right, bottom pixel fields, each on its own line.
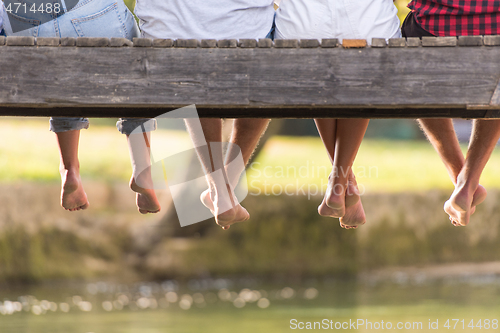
left=130, top=177, right=161, bottom=214
left=340, top=178, right=366, bottom=229
left=446, top=184, right=487, bottom=226
left=318, top=174, right=346, bottom=218
left=60, top=168, right=89, bottom=211
left=201, top=186, right=249, bottom=229
left=318, top=175, right=366, bottom=229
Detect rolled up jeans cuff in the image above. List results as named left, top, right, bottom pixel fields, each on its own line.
left=116, top=118, right=157, bottom=135
left=49, top=117, right=90, bottom=132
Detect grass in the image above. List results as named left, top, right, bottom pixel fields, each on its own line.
left=2, top=119, right=500, bottom=193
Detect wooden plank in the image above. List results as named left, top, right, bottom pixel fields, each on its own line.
left=153, top=39, right=173, bottom=48
left=258, top=38, right=273, bottom=48
left=388, top=38, right=406, bottom=48
left=458, top=36, right=483, bottom=46
left=406, top=37, right=421, bottom=47
left=321, top=39, right=339, bottom=48
left=36, top=38, right=60, bottom=47
left=76, top=38, right=109, bottom=47
left=217, top=39, right=238, bottom=48
left=175, top=39, right=199, bottom=48
left=299, top=39, right=320, bottom=48
left=61, top=37, right=76, bottom=47
left=133, top=38, right=152, bottom=47
left=0, top=106, right=491, bottom=119
left=484, top=35, right=500, bottom=46
left=422, top=37, right=457, bottom=47
left=201, top=39, right=217, bottom=48
left=1, top=47, right=500, bottom=118
left=6, top=36, right=35, bottom=46
left=110, top=38, right=133, bottom=47
left=371, top=38, right=387, bottom=48
left=238, top=39, right=257, bottom=48
left=274, top=39, right=299, bottom=48
left=342, top=39, right=367, bottom=48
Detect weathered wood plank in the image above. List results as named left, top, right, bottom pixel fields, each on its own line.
left=36, top=37, right=60, bottom=47
left=1, top=47, right=500, bottom=118
left=371, top=38, right=387, bottom=48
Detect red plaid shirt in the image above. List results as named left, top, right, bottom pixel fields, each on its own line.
left=408, top=0, right=500, bottom=36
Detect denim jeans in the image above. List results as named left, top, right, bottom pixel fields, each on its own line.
left=5, top=0, right=155, bottom=135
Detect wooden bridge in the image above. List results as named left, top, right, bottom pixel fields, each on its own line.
left=1, top=35, right=500, bottom=119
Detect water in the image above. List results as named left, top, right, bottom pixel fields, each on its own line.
left=1, top=276, right=500, bottom=333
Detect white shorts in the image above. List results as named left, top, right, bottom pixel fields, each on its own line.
left=275, top=0, right=401, bottom=43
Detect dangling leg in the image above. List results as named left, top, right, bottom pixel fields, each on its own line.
left=315, top=118, right=368, bottom=229
left=418, top=119, right=488, bottom=224
left=444, top=119, right=500, bottom=226
left=56, top=130, right=90, bottom=211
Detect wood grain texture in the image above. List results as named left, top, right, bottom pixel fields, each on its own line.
left=406, top=37, right=421, bottom=47
left=110, top=38, right=133, bottom=47
left=76, top=37, right=109, bottom=47
left=238, top=39, right=257, bottom=48
left=36, top=38, right=60, bottom=47
left=60, top=37, right=76, bottom=47
left=133, top=38, right=152, bottom=47
left=217, top=39, right=238, bottom=48
left=422, top=37, right=457, bottom=47
left=299, top=39, right=320, bottom=48
left=388, top=38, right=406, bottom=48
left=153, top=39, right=173, bottom=48
left=175, top=39, right=199, bottom=48
left=458, top=36, right=483, bottom=46
left=274, top=39, right=299, bottom=48
left=6, top=36, right=35, bottom=46
left=1, top=47, right=500, bottom=118
left=321, top=39, right=339, bottom=48
left=201, top=39, right=217, bottom=48
left=484, top=35, right=500, bottom=46
left=258, top=38, right=273, bottom=48
left=342, top=39, right=367, bottom=48
left=371, top=38, right=387, bottom=48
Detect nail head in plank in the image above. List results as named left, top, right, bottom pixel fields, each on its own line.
left=110, top=38, right=133, bottom=47
left=421, top=36, right=457, bottom=47
left=0, top=36, right=5, bottom=46
left=257, top=38, right=273, bottom=48
left=342, top=39, right=367, bottom=48
left=133, top=38, right=152, bottom=47
left=6, top=36, right=35, bottom=46
left=299, top=39, right=320, bottom=48
left=76, top=37, right=109, bottom=47
left=175, top=39, right=199, bottom=48
left=458, top=35, right=483, bottom=46
left=217, top=39, right=238, bottom=48
left=61, top=37, right=76, bottom=47
left=201, top=39, right=217, bottom=48
left=371, top=38, right=387, bottom=48
left=321, top=38, right=339, bottom=48
left=36, top=37, right=60, bottom=47
left=274, top=39, right=299, bottom=48
left=406, top=37, right=421, bottom=47
left=388, top=38, right=406, bottom=47
left=484, top=35, right=500, bottom=46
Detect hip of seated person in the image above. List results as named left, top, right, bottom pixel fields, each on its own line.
left=135, top=0, right=276, bottom=40
left=3, top=0, right=139, bottom=39
left=275, top=0, right=401, bottom=43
